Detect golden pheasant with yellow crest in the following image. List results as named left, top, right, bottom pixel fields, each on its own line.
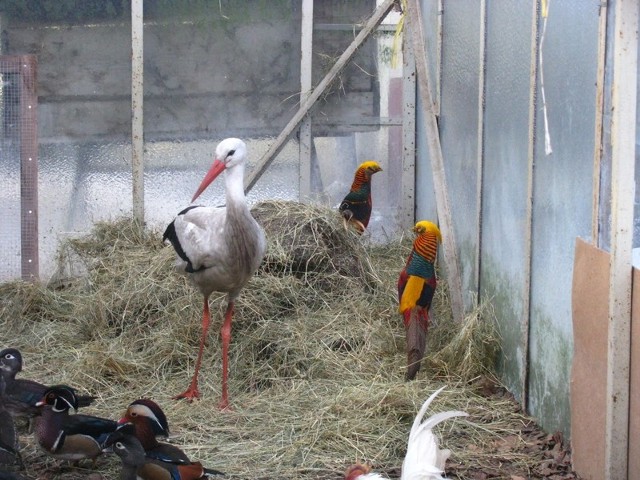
left=398, top=220, right=442, bottom=381
left=339, top=161, right=382, bottom=234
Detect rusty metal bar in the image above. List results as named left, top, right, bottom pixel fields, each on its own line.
left=19, top=55, right=38, bottom=281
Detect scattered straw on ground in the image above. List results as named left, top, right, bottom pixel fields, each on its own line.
left=0, top=200, right=562, bottom=479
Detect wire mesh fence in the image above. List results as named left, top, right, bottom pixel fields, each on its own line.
left=0, top=55, right=38, bottom=282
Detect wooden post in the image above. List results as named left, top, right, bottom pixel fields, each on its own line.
left=406, top=0, right=464, bottom=323
left=244, top=0, right=397, bottom=193
left=299, top=0, right=313, bottom=199
left=131, top=0, right=144, bottom=223
left=605, top=0, right=637, bottom=477
left=400, top=18, right=416, bottom=229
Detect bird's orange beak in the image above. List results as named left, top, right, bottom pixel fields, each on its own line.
left=192, top=159, right=226, bottom=203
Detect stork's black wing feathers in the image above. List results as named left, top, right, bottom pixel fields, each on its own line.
left=163, top=206, right=206, bottom=273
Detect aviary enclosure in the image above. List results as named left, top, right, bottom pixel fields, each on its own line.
left=0, top=1, right=638, bottom=479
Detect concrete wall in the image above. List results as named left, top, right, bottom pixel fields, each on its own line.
left=4, top=1, right=377, bottom=141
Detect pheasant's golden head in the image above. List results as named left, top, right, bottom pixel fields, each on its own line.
left=413, top=220, right=442, bottom=243
left=357, top=160, right=382, bottom=178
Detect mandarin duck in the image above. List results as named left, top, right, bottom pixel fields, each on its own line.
left=401, top=386, right=468, bottom=480
left=163, top=138, right=266, bottom=408
left=0, top=376, right=22, bottom=469
left=0, top=348, right=95, bottom=423
left=397, top=221, right=442, bottom=380
left=0, top=470, right=26, bottom=480
left=118, top=398, right=224, bottom=476
left=104, top=424, right=223, bottom=480
left=34, top=385, right=117, bottom=465
left=338, top=160, right=382, bottom=234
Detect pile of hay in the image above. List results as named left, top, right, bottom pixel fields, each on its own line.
left=0, top=200, right=530, bottom=480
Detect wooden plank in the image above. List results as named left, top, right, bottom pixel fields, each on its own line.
left=298, top=0, right=313, bottom=200
left=401, top=18, right=416, bottom=230
left=592, top=1, right=608, bottom=245
left=571, top=238, right=609, bottom=480
left=131, top=0, right=144, bottom=223
left=244, top=0, right=397, bottom=193
left=406, top=0, right=464, bottom=323
left=605, top=0, right=638, bottom=477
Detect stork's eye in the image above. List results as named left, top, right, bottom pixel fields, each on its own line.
left=4, top=353, right=14, bottom=360
left=227, top=150, right=235, bottom=157
left=130, top=412, right=137, bottom=417
left=115, top=441, right=124, bottom=450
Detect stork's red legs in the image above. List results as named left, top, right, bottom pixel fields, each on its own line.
left=173, top=296, right=211, bottom=402
left=218, top=301, right=234, bottom=410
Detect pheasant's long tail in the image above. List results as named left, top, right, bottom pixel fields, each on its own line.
left=404, top=307, right=429, bottom=381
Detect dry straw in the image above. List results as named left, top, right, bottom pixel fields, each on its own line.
left=0, top=201, right=538, bottom=479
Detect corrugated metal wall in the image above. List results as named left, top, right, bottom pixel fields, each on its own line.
left=416, top=0, right=601, bottom=435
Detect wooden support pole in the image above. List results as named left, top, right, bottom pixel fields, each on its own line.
left=605, top=0, right=637, bottom=477
left=401, top=16, right=416, bottom=230
left=299, top=0, right=313, bottom=199
left=244, top=0, right=397, bottom=193
left=131, top=0, right=144, bottom=223
left=406, top=0, right=464, bottom=323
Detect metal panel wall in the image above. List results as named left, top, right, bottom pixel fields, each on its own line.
left=481, top=1, right=534, bottom=403
left=529, top=1, right=600, bottom=435
left=439, top=0, right=482, bottom=312
left=415, top=0, right=440, bottom=223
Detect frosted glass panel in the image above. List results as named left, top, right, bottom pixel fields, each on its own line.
left=440, top=0, right=482, bottom=310
left=481, top=0, right=534, bottom=402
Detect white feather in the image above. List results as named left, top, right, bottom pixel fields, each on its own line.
left=401, top=386, right=468, bottom=480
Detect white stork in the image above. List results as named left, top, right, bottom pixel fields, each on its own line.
left=163, top=137, right=266, bottom=409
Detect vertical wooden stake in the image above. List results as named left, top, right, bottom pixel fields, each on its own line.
left=605, top=0, right=637, bottom=477
left=406, top=0, right=464, bottom=323
left=131, top=0, right=144, bottom=224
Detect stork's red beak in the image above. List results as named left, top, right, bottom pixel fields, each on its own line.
left=117, top=417, right=128, bottom=425
left=192, top=159, right=226, bottom=203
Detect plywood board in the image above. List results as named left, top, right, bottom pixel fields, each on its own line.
left=571, top=237, right=640, bottom=478
left=571, top=238, right=608, bottom=480
left=629, top=264, right=640, bottom=478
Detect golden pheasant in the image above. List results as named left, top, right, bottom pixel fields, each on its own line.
left=339, top=161, right=382, bottom=234
left=398, top=220, right=442, bottom=381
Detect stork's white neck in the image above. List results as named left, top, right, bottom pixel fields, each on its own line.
left=224, top=162, right=247, bottom=207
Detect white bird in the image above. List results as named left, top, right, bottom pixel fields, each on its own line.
left=401, top=386, right=468, bottom=480
left=163, top=138, right=266, bottom=409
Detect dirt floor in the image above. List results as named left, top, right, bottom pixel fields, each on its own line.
left=445, top=381, right=580, bottom=480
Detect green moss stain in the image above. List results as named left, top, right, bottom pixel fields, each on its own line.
left=480, top=256, right=573, bottom=436
left=527, top=309, right=572, bottom=436
left=479, top=258, right=527, bottom=403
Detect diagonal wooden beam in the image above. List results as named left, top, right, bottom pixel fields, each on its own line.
left=406, top=0, right=464, bottom=323
left=244, top=0, right=397, bottom=193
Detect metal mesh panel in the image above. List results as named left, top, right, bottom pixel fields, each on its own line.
left=0, top=56, right=38, bottom=282
left=1, top=3, right=407, bottom=280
